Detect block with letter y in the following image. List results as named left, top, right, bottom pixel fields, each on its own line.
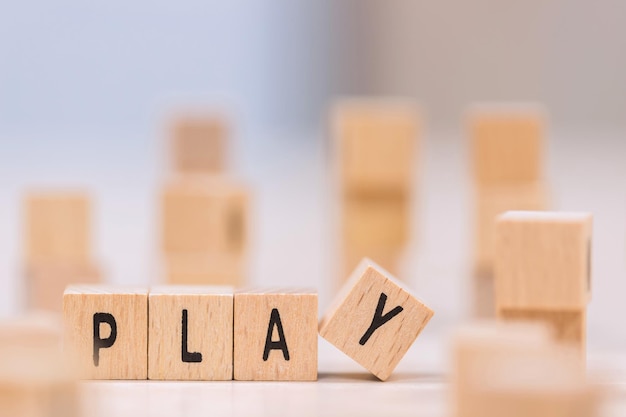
left=319, top=258, right=434, bottom=381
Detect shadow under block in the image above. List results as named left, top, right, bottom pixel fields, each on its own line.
left=332, top=100, right=419, bottom=194
left=148, top=286, right=233, bottom=380
left=170, top=115, right=228, bottom=175
left=234, top=289, right=318, bottom=381
left=26, top=262, right=101, bottom=312
left=469, top=105, right=545, bottom=186
left=164, top=252, right=245, bottom=286
left=63, top=285, right=148, bottom=380
left=494, top=211, right=592, bottom=310
left=319, top=258, right=434, bottom=381
left=25, top=192, right=91, bottom=265
left=161, top=180, right=249, bottom=255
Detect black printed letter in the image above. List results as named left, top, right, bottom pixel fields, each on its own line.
left=359, top=293, right=403, bottom=345
left=263, top=308, right=290, bottom=361
left=181, top=309, right=202, bottom=363
left=93, top=312, right=117, bottom=367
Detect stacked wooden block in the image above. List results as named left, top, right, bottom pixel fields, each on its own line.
left=494, top=211, right=592, bottom=352
left=332, top=100, right=419, bottom=281
left=452, top=322, right=599, bottom=417
left=162, top=114, right=250, bottom=286
left=469, top=105, right=550, bottom=316
left=63, top=258, right=433, bottom=381
left=23, top=192, right=101, bottom=311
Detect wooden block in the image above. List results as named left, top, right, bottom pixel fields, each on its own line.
left=498, top=308, right=586, bottom=351
left=148, top=286, right=233, bottom=380
left=161, top=179, right=249, bottom=255
left=474, top=182, right=549, bottom=274
left=170, top=114, right=228, bottom=175
left=25, top=192, right=91, bottom=265
left=234, top=289, right=317, bottom=381
left=319, top=258, right=433, bottom=381
left=332, top=100, right=419, bottom=193
left=472, top=270, right=495, bottom=318
left=25, top=262, right=102, bottom=312
left=63, top=285, right=148, bottom=379
left=164, top=253, right=246, bottom=287
left=469, top=104, right=545, bottom=185
left=342, top=194, right=410, bottom=251
left=494, top=211, right=592, bottom=310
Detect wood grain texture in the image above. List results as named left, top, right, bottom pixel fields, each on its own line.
left=170, top=114, right=228, bottom=175
left=469, top=104, right=545, bottom=186
left=332, top=99, right=419, bottom=194
left=148, top=286, right=233, bottom=380
left=63, top=285, right=148, bottom=380
left=494, top=211, right=592, bottom=310
left=161, top=178, right=249, bottom=255
left=24, top=192, right=91, bottom=265
left=234, top=289, right=317, bottom=381
left=319, top=258, right=433, bottom=381
left=163, top=252, right=246, bottom=287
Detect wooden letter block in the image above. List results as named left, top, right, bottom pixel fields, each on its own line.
left=234, top=289, right=317, bottom=381
left=170, top=115, right=228, bottom=175
left=319, top=258, right=433, bottom=381
left=63, top=285, right=148, bottom=380
left=148, top=286, right=233, bottom=380
left=333, top=100, right=419, bottom=194
left=494, top=211, right=592, bottom=310
left=25, top=192, right=90, bottom=265
left=161, top=179, right=249, bottom=255
left=469, top=104, right=545, bottom=185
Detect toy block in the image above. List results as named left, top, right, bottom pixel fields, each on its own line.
left=25, top=262, right=101, bottom=312
left=469, top=104, right=545, bottom=185
left=319, top=258, right=433, bottom=381
left=473, top=182, right=549, bottom=275
left=63, top=285, right=148, bottom=379
left=494, top=211, right=592, bottom=310
left=472, top=271, right=495, bottom=318
left=24, top=192, right=91, bottom=265
left=161, top=179, right=249, bottom=255
left=332, top=99, right=419, bottom=194
left=170, top=114, right=228, bottom=175
left=498, top=308, right=586, bottom=351
left=233, top=289, right=317, bottom=381
left=148, top=286, right=233, bottom=380
left=164, top=253, right=246, bottom=287
left=342, top=194, right=410, bottom=251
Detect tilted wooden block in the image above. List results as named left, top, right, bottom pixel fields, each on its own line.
left=63, top=285, right=148, bottom=379
left=24, top=192, right=91, bottom=265
left=332, top=99, right=419, bottom=194
left=161, top=179, right=249, bottom=255
left=164, top=252, right=246, bottom=287
left=148, top=286, right=233, bottom=380
left=234, top=289, right=317, bottom=381
left=319, top=258, right=433, bottom=381
left=342, top=194, right=410, bottom=251
left=494, top=211, right=592, bottom=310
left=469, top=104, right=545, bottom=185
left=25, top=262, right=101, bottom=312
left=170, top=114, right=228, bottom=175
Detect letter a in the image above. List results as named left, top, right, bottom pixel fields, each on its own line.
left=263, top=308, right=290, bottom=361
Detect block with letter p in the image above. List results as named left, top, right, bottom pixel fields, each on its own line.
left=319, top=258, right=434, bottom=381
left=63, top=285, right=148, bottom=379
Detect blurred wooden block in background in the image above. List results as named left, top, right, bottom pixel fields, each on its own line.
left=25, top=192, right=91, bottom=265
left=26, top=262, right=101, bottom=312
left=469, top=104, right=545, bottom=186
left=473, top=271, right=495, bottom=318
left=170, top=114, right=228, bottom=175
left=333, top=99, right=419, bottom=194
left=148, top=286, right=233, bottom=381
left=63, top=285, right=148, bottom=380
left=234, top=289, right=317, bottom=381
left=494, top=211, right=592, bottom=310
left=319, top=258, right=433, bottom=381
left=161, top=179, right=249, bottom=255
left=164, top=253, right=246, bottom=287
left=341, top=248, right=401, bottom=287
